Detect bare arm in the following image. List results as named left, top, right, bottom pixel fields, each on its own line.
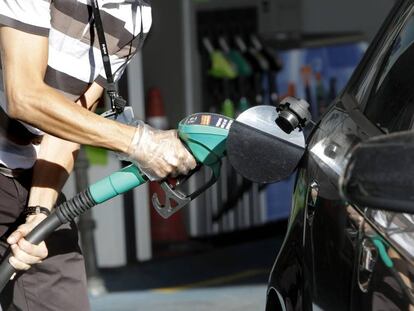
left=7, top=83, right=104, bottom=271
left=28, top=83, right=104, bottom=208
left=0, top=26, right=135, bottom=153
left=1, top=26, right=196, bottom=180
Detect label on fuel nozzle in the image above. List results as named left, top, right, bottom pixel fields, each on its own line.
left=183, top=113, right=233, bottom=130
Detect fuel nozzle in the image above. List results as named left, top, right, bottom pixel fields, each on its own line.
left=276, top=96, right=312, bottom=134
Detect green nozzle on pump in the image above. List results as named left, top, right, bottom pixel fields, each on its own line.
left=237, top=97, right=250, bottom=114
left=227, top=50, right=252, bottom=77
left=221, top=98, right=235, bottom=118
left=208, top=51, right=238, bottom=79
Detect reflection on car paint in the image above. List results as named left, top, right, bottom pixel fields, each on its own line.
left=368, top=210, right=414, bottom=266
left=359, top=214, right=414, bottom=309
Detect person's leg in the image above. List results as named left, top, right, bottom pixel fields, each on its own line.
left=13, top=221, right=91, bottom=311
left=0, top=171, right=90, bottom=311
left=0, top=172, right=25, bottom=309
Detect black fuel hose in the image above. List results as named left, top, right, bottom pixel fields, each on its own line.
left=0, top=189, right=96, bottom=292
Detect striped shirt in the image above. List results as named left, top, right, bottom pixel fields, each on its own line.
left=0, top=0, right=152, bottom=169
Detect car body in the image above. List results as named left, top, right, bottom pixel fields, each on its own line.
left=266, top=0, right=414, bottom=310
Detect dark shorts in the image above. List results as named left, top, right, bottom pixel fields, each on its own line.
left=0, top=171, right=90, bottom=311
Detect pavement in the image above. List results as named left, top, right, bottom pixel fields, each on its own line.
left=91, top=285, right=268, bottom=311
left=89, top=236, right=284, bottom=311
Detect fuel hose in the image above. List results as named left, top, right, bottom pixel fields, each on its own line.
left=0, top=164, right=147, bottom=292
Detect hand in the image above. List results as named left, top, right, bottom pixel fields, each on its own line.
left=7, top=214, right=49, bottom=271
left=127, top=124, right=197, bottom=180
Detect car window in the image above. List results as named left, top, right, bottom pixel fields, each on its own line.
left=364, top=13, right=414, bottom=133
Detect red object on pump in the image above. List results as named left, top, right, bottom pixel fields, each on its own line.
left=146, top=88, right=168, bottom=130
left=280, top=82, right=297, bottom=101
left=287, top=82, right=297, bottom=98
left=146, top=88, right=188, bottom=244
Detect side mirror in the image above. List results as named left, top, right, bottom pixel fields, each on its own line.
left=340, top=131, right=414, bottom=213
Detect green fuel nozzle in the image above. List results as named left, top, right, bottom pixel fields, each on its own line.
left=89, top=112, right=231, bottom=219
left=152, top=113, right=231, bottom=218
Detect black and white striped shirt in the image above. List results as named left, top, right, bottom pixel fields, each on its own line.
left=0, top=0, right=152, bottom=169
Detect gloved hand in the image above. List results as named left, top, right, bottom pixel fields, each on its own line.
left=127, top=124, right=197, bottom=180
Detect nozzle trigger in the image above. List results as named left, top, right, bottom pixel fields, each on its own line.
left=152, top=182, right=191, bottom=219
left=152, top=163, right=221, bottom=219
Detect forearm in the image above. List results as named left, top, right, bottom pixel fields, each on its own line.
left=28, top=134, right=79, bottom=210
left=1, top=27, right=196, bottom=182
left=27, top=83, right=103, bottom=209
left=8, top=83, right=135, bottom=154
left=6, top=133, right=71, bottom=270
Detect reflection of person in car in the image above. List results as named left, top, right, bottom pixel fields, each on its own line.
left=357, top=209, right=414, bottom=309
left=370, top=211, right=414, bottom=263
left=388, top=247, right=414, bottom=310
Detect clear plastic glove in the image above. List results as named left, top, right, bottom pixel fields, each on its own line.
left=127, top=124, right=197, bottom=180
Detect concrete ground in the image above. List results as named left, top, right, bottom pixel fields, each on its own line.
left=91, top=285, right=267, bottom=311
left=90, top=236, right=284, bottom=311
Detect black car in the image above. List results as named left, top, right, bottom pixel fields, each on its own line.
left=266, top=0, right=414, bottom=310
